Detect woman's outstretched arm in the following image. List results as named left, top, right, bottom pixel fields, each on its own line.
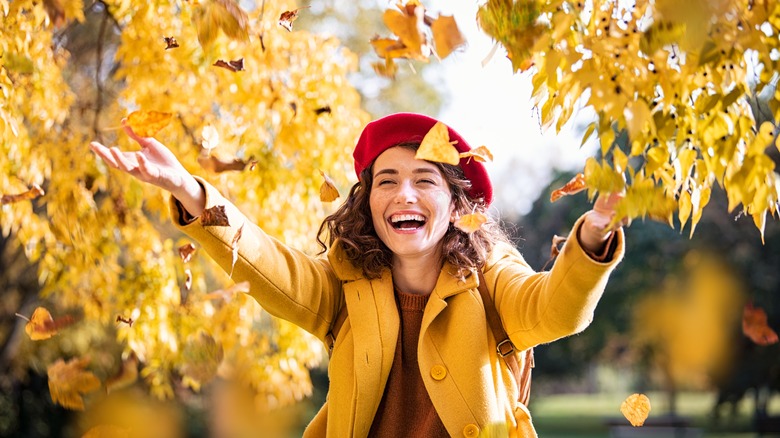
left=90, top=121, right=206, bottom=217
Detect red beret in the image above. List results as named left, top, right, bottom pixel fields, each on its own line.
left=353, top=113, right=493, bottom=205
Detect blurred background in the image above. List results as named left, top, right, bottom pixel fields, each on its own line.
left=2, top=0, right=779, bottom=437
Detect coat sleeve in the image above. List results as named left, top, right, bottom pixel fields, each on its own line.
left=486, top=214, right=625, bottom=351
left=169, top=177, right=342, bottom=341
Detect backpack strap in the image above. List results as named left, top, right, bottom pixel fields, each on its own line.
left=326, top=302, right=348, bottom=357
left=477, top=270, right=534, bottom=406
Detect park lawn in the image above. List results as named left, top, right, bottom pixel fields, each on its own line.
left=529, top=391, right=774, bottom=438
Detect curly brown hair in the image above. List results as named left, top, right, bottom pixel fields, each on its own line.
left=317, top=143, right=512, bottom=279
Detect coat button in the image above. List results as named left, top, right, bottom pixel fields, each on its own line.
left=430, top=365, right=447, bottom=380
left=463, top=423, right=479, bottom=437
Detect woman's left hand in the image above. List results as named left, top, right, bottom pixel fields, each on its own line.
left=579, top=192, right=627, bottom=254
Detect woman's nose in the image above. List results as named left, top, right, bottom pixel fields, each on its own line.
left=394, top=181, right=417, bottom=204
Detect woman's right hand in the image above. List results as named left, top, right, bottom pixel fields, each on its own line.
left=90, top=120, right=206, bottom=217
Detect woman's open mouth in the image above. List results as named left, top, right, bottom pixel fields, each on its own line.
left=390, top=213, right=426, bottom=231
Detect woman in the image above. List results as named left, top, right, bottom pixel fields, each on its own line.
left=91, top=112, right=624, bottom=437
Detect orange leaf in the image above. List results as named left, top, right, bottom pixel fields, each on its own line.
left=743, top=303, right=779, bottom=345
left=47, top=357, right=101, bottom=410
left=278, top=7, right=310, bottom=32
left=319, top=170, right=340, bottom=202
left=125, top=110, right=173, bottom=138
left=454, top=212, right=488, bottom=233
left=620, top=393, right=651, bottom=427
left=213, top=58, right=244, bottom=72
left=370, top=36, right=410, bottom=60
left=383, top=5, right=428, bottom=60
left=550, top=173, right=587, bottom=202
left=1, top=183, right=44, bottom=205
left=178, top=243, right=197, bottom=263
left=415, top=121, right=460, bottom=165
left=200, top=205, right=230, bottom=227
left=22, top=306, right=75, bottom=340
left=431, top=15, right=466, bottom=59
left=459, top=145, right=493, bottom=163
left=105, top=352, right=139, bottom=394
left=163, top=36, right=179, bottom=50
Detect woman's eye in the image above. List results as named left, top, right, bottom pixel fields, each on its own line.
left=418, top=179, right=436, bottom=185
left=377, top=179, right=394, bottom=186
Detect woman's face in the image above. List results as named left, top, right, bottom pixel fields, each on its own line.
left=369, top=146, right=455, bottom=262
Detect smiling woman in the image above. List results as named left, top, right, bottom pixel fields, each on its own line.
left=90, top=112, right=625, bottom=437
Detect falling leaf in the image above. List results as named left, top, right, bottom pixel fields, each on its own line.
left=180, top=330, right=224, bottom=390
left=213, top=58, right=244, bottom=72
left=201, top=125, right=220, bottom=151
left=319, top=170, right=340, bottom=202
left=1, top=183, right=44, bottom=205
left=125, top=110, right=173, bottom=138
left=163, top=36, right=179, bottom=49
left=382, top=5, right=428, bottom=60
left=278, top=7, right=310, bottom=32
left=431, top=15, right=466, bottom=59
left=550, top=173, right=587, bottom=202
left=454, top=212, right=488, bottom=233
left=200, top=205, right=230, bottom=227
left=82, top=425, right=131, bottom=438
left=21, top=306, right=75, bottom=340
left=742, top=303, right=779, bottom=345
left=192, top=0, right=249, bottom=48
left=314, top=106, right=332, bottom=115
left=202, top=281, right=250, bottom=302
left=415, top=121, right=460, bottom=165
left=116, top=315, right=134, bottom=327
left=372, top=57, right=398, bottom=78
left=197, top=154, right=249, bottom=173
left=229, top=223, right=244, bottom=277
left=620, top=393, right=651, bottom=427
left=184, top=268, right=193, bottom=291
left=47, top=357, right=101, bottom=410
left=105, top=352, right=139, bottom=394
left=549, top=235, right=567, bottom=259
left=459, top=145, right=493, bottom=163
left=178, top=243, right=197, bottom=263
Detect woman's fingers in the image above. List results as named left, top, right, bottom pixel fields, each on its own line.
left=90, top=142, right=119, bottom=168
left=109, top=147, right=139, bottom=172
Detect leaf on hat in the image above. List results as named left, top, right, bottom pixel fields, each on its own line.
left=125, top=110, right=173, bottom=138
left=319, top=170, right=340, bottom=202
left=416, top=121, right=460, bottom=165
left=459, top=145, right=493, bottom=163
left=1, top=183, right=44, bottom=205
left=47, top=357, right=101, bottom=410
left=620, top=393, right=651, bottom=427
left=21, top=306, right=75, bottom=340
left=550, top=173, right=587, bottom=202
left=431, top=15, right=466, bottom=59
left=454, top=212, right=488, bottom=234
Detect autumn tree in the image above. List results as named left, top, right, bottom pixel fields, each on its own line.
left=1, top=0, right=371, bottom=433
left=476, top=0, right=780, bottom=239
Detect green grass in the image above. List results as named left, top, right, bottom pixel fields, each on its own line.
left=529, top=391, right=776, bottom=438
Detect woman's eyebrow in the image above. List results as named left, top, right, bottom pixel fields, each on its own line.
left=374, top=167, right=440, bottom=178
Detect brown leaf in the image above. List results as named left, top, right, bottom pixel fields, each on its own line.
left=213, top=58, right=244, bottom=72
left=459, top=145, right=493, bottom=163
left=415, top=121, right=460, bottom=165
left=200, top=205, right=230, bottom=227
left=431, top=15, right=466, bottom=59
left=454, top=212, right=488, bottom=233
left=620, top=393, right=651, bottom=427
left=1, top=183, right=45, bottom=205
left=278, top=7, right=310, bottom=32
left=47, top=357, right=101, bottom=411
left=197, top=154, right=249, bottom=173
left=202, top=281, right=250, bottom=302
left=125, top=110, right=173, bottom=138
left=163, top=36, right=179, bottom=49
left=178, top=243, right=197, bottom=263
left=319, top=170, right=340, bottom=202
left=314, top=106, right=332, bottom=115
left=550, top=235, right=567, bottom=259
left=105, top=352, right=139, bottom=394
left=116, top=315, right=134, bottom=327
left=22, top=307, right=75, bottom=340
left=229, top=223, right=244, bottom=278
left=550, top=173, right=587, bottom=202
left=743, top=303, right=779, bottom=345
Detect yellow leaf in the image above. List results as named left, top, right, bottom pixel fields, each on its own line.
left=678, top=189, right=692, bottom=230
left=47, top=357, right=101, bottom=410
left=125, top=110, right=172, bottom=138
left=23, top=306, right=75, bottom=340
left=620, top=393, right=651, bottom=427
left=415, top=122, right=460, bottom=165
left=454, top=212, right=488, bottom=233
left=319, top=170, right=340, bottom=202
left=431, top=15, right=466, bottom=59
left=383, top=5, right=427, bottom=60
left=459, top=145, right=493, bottom=163
left=192, top=0, right=249, bottom=47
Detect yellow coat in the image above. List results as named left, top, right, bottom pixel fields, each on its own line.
left=173, top=179, right=625, bottom=438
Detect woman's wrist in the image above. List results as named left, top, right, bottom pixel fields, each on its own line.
left=173, top=175, right=206, bottom=218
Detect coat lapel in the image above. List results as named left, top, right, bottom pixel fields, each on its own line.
left=342, top=269, right=399, bottom=437
left=421, top=265, right=478, bottom=335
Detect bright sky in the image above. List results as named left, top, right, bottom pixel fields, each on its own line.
left=426, top=1, right=597, bottom=216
